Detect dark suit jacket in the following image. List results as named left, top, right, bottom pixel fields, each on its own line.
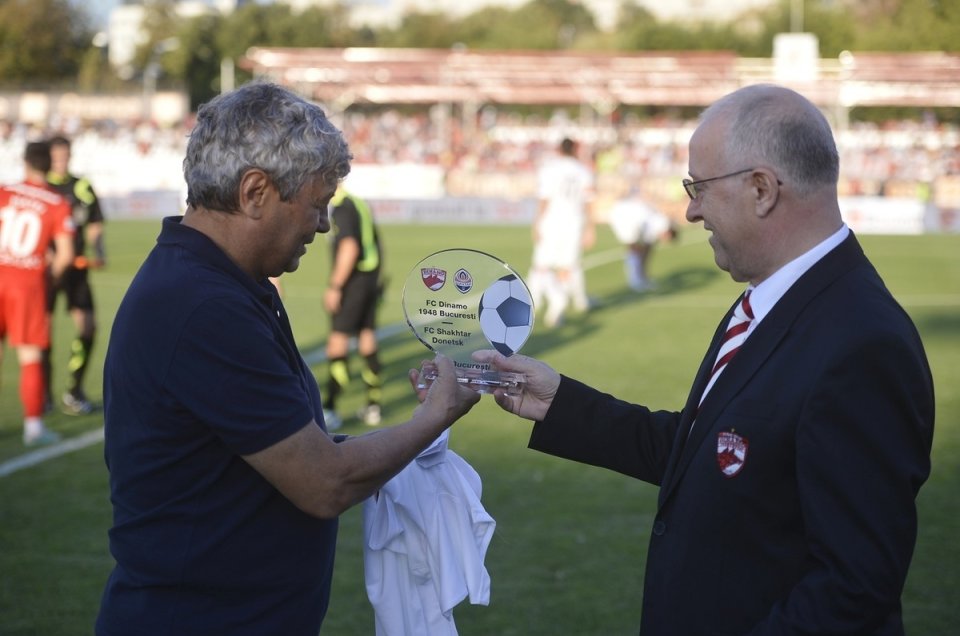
left=529, top=233, right=934, bottom=635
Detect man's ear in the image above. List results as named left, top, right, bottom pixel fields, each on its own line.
left=237, top=169, right=272, bottom=220
left=753, top=169, right=781, bottom=218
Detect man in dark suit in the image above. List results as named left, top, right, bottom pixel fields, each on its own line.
left=473, top=84, right=934, bottom=635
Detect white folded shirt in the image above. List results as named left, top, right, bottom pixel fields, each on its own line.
left=363, top=430, right=496, bottom=636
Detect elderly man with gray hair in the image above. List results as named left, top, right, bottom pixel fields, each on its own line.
left=96, top=82, right=480, bottom=636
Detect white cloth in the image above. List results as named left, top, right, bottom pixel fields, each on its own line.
left=363, top=431, right=496, bottom=636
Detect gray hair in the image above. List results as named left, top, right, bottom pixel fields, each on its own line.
left=183, top=81, right=352, bottom=211
left=701, top=84, right=839, bottom=195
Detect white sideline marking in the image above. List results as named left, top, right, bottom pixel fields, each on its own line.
left=0, top=321, right=412, bottom=479
left=0, top=321, right=414, bottom=479
left=0, top=427, right=105, bottom=478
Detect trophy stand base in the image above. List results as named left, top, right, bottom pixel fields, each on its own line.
left=417, top=362, right=524, bottom=396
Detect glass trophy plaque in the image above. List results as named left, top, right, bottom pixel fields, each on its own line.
left=402, top=249, right=535, bottom=395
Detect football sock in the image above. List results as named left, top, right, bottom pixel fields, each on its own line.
left=571, top=268, right=589, bottom=311
left=67, top=335, right=94, bottom=395
left=20, top=361, right=45, bottom=418
left=24, top=417, right=45, bottom=439
left=361, top=352, right=383, bottom=405
left=40, top=347, right=53, bottom=403
left=527, top=268, right=547, bottom=310
left=326, top=357, right=349, bottom=411
left=544, top=272, right=568, bottom=326
left=625, top=252, right=644, bottom=288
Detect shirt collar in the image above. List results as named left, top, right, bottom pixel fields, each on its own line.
left=158, top=215, right=276, bottom=306
left=746, top=223, right=850, bottom=328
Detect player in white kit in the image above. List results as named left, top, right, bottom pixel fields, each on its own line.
left=529, top=137, right=595, bottom=327
left=608, top=191, right=677, bottom=292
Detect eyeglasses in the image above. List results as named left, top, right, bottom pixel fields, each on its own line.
left=682, top=168, right=754, bottom=200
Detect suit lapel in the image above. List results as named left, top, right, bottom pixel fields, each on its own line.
left=657, top=298, right=737, bottom=493
left=658, top=233, right=868, bottom=505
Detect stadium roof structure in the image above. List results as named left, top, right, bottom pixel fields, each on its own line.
left=241, top=47, right=960, bottom=112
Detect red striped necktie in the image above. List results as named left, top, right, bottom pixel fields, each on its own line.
left=698, top=290, right=754, bottom=407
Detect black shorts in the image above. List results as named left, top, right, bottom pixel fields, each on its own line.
left=331, top=272, right=381, bottom=334
left=47, top=266, right=95, bottom=312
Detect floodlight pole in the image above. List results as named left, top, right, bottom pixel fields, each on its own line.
left=791, top=0, right=803, bottom=33
left=142, top=37, right=180, bottom=121
left=221, top=57, right=235, bottom=94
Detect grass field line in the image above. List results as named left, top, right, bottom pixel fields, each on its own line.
left=0, top=322, right=408, bottom=480
left=0, top=427, right=105, bottom=478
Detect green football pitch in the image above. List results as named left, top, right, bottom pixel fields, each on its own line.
left=1, top=220, right=958, bottom=635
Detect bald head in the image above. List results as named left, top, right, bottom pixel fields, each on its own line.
left=700, top=84, right=839, bottom=197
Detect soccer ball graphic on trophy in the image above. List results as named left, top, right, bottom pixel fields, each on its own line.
left=478, top=274, right=534, bottom=356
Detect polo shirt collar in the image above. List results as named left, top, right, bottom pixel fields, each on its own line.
left=158, top=215, right=276, bottom=305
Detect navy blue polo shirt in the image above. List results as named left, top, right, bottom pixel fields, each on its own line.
left=97, top=217, right=337, bottom=636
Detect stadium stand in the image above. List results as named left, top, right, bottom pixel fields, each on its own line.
left=1, top=48, right=957, bottom=230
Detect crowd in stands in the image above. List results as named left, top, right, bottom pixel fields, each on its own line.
left=0, top=117, right=191, bottom=209
left=2, top=107, right=958, bottom=217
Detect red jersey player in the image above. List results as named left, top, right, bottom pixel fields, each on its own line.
left=0, top=141, right=75, bottom=445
